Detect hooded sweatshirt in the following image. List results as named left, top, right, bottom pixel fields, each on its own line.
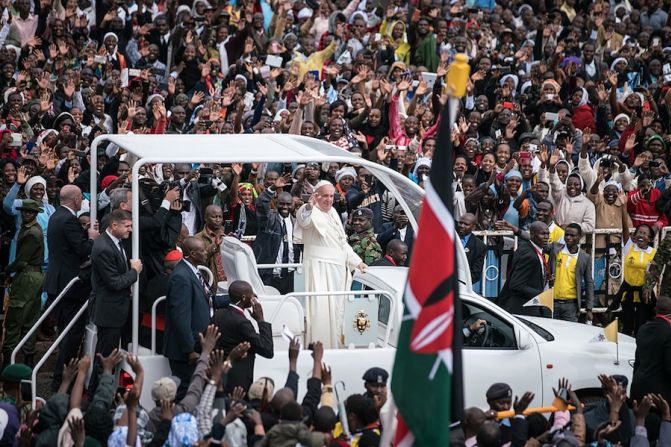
left=549, top=172, right=596, bottom=233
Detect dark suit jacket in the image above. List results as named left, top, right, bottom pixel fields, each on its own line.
left=463, top=234, right=487, bottom=285
left=253, top=188, right=296, bottom=282
left=631, top=318, right=671, bottom=404
left=44, top=206, right=93, bottom=296
left=163, top=260, right=211, bottom=361
left=498, top=240, right=546, bottom=314
left=90, top=232, right=138, bottom=328
left=370, top=256, right=396, bottom=267
left=212, top=305, right=274, bottom=392
left=376, top=223, right=414, bottom=266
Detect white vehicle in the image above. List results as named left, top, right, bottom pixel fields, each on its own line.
left=256, top=266, right=635, bottom=408
left=17, top=134, right=635, bottom=410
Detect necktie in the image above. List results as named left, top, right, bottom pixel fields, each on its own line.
left=281, top=219, right=289, bottom=278
left=118, top=241, right=127, bottom=267
left=533, top=245, right=549, bottom=285
left=197, top=271, right=213, bottom=316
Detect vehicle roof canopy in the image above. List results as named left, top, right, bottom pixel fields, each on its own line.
left=90, top=134, right=423, bottom=227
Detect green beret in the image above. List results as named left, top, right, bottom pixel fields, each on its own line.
left=1, top=364, right=32, bottom=383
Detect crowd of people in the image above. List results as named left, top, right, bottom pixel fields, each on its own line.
left=1, top=0, right=671, bottom=442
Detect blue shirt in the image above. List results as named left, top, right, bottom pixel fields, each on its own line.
left=461, top=234, right=471, bottom=248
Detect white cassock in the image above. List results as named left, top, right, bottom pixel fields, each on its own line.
left=297, top=203, right=362, bottom=348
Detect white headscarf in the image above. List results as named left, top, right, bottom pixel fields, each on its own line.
left=336, top=167, right=357, bottom=183
left=25, top=176, right=47, bottom=203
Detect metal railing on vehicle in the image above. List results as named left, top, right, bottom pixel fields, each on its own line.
left=30, top=300, right=89, bottom=408
left=11, top=277, right=81, bottom=365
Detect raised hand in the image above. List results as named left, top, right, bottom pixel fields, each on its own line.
left=199, top=324, right=221, bottom=356
left=228, top=341, right=251, bottom=363
left=97, top=348, right=123, bottom=374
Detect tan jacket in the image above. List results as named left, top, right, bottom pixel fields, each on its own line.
left=587, top=190, right=632, bottom=249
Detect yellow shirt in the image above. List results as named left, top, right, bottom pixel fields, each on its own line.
left=554, top=248, right=578, bottom=299
left=622, top=239, right=656, bottom=303
left=549, top=222, right=565, bottom=244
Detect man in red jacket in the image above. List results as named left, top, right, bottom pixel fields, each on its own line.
left=627, top=175, right=668, bottom=229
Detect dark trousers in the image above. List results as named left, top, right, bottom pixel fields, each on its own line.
left=270, top=274, right=294, bottom=295
left=554, top=300, right=579, bottom=322
left=622, top=301, right=653, bottom=336
left=51, top=300, right=88, bottom=390
left=89, top=325, right=127, bottom=391
left=169, top=358, right=195, bottom=401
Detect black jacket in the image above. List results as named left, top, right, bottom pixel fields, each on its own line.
left=212, top=305, right=274, bottom=393
left=376, top=223, right=414, bottom=266
left=498, top=240, right=546, bottom=314
left=463, top=234, right=487, bottom=285
left=253, top=188, right=295, bottom=282
left=163, top=260, right=211, bottom=361
left=90, top=232, right=138, bottom=328
left=44, top=206, right=93, bottom=297
left=631, top=317, right=671, bottom=405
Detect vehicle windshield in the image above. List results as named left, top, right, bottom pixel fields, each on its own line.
left=517, top=317, right=555, bottom=342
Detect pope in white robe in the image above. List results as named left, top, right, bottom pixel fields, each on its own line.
left=297, top=181, right=367, bottom=348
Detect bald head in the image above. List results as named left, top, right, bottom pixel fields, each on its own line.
left=182, top=236, right=204, bottom=257
left=529, top=221, right=549, bottom=248
left=60, top=185, right=83, bottom=211
left=657, top=296, right=671, bottom=315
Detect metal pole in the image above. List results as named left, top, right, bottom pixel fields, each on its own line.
left=89, top=137, right=102, bottom=226
left=151, top=296, right=166, bottom=355
left=131, top=160, right=145, bottom=356
left=31, top=300, right=88, bottom=408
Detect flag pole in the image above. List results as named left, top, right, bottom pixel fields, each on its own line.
left=615, top=318, right=619, bottom=365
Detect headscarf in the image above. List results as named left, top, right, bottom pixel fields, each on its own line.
left=577, top=87, right=589, bottom=107
left=613, top=113, right=631, bottom=125
left=604, top=180, right=622, bottom=191
left=413, top=157, right=432, bottom=176
left=25, top=176, right=47, bottom=203
left=541, top=79, right=561, bottom=94
left=336, top=167, right=357, bottom=183
left=499, top=74, right=519, bottom=91
left=238, top=182, right=258, bottom=198
left=610, top=57, right=628, bottom=71
left=504, top=170, right=523, bottom=181
left=103, top=32, right=119, bottom=57
left=565, top=172, right=585, bottom=190
left=166, top=413, right=199, bottom=447
left=622, top=91, right=644, bottom=104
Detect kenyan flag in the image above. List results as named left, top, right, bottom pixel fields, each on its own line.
left=391, top=92, right=464, bottom=446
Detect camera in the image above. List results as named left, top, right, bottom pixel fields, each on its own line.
left=649, top=161, right=660, bottom=168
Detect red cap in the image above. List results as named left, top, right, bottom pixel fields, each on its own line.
left=164, top=250, right=183, bottom=262
left=101, top=175, right=119, bottom=189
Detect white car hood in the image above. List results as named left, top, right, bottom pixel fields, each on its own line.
left=522, top=316, right=632, bottom=343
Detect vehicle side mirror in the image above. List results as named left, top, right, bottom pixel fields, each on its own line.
left=516, top=328, right=534, bottom=350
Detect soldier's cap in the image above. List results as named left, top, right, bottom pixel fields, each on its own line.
left=486, top=382, right=512, bottom=401
left=16, top=199, right=43, bottom=214
left=362, top=367, right=388, bottom=385
left=353, top=208, right=374, bottom=220
left=1, top=363, right=32, bottom=383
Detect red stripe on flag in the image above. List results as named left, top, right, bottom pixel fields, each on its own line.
left=394, top=413, right=414, bottom=447
left=407, top=196, right=455, bottom=354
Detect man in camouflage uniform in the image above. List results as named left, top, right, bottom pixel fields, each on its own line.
left=349, top=208, right=382, bottom=265
left=2, top=200, right=45, bottom=368
left=644, top=231, right=671, bottom=301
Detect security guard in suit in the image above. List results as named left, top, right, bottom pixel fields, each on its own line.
left=2, top=200, right=45, bottom=368
left=348, top=208, right=382, bottom=265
